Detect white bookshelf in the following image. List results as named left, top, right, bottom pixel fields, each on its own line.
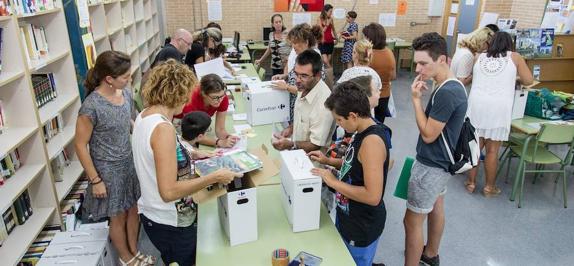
left=88, top=0, right=162, bottom=89
left=0, top=0, right=84, bottom=263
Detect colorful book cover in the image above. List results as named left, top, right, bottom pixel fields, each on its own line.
left=194, top=150, right=262, bottom=176
left=539, top=28, right=555, bottom=57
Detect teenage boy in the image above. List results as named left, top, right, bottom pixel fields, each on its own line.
left=180, top=111, right=218, bottom=159
left=404, top=32, right=467, bottom=266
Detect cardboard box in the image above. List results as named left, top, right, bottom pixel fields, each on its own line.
left=512, top=88, right=528, bottom=120
left=193, top=145, right=279, bottom=246
left=242, top=81, right=290, bottom=126
left=279, top=150, right=322, bottom=232
left=42, top=229, right=114, bottom=266
left=37, top=253, right=103, bottom=266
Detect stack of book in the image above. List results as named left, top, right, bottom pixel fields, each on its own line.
left=0, top=189, right=34, bottom=246
left=0, top=100, right=5, bottom=135
left=0, top=149, right=22, bottom=186
left=12, top=0, right=56, bottom=16
left=0, top=27, right=4, bottom=73
left=50, top=149, right=70, bottom=182
left=0, top=0, right=12, bottom=16
left=31, top=73, right=57, bottom=108
left=60, top=177, right=88, bottom=231
left=18, top=224, right=60, bottom=265
left=42, top=114, right=64, bottom=143
left=19, top=23, right=49, bottom=64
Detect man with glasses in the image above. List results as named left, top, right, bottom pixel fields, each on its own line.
left=272, top=49, right=333, bottom=153
left=151, top=28, right=193, bottom=67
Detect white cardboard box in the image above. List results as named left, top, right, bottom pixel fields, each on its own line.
left=512, top=88, right=528, bottom=120
left=279, top=149, right=322, bottom=232
left=242, top=81, right=290, bottom=126
left=37, top=253, right=103, bottom=266
left=193, top=145, right=279, bottom=246
left=217, top=179, right=258, bottom=246
left=41, top=229, right=114, bottom=266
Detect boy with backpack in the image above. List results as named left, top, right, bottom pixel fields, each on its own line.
left=404, top=33, right=468, bottom=266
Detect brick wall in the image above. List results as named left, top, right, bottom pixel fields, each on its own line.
left=482, top=0, right=513, bottom=18
left=165, top=0, right=444, bottom=42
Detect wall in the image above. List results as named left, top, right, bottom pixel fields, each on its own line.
left=481, top=0, right=546, bottom=29
left=165, top=0, right=445, bottom=42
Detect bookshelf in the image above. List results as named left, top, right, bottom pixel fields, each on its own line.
left=526, top=34, right=574, bottom=94
left=86, top=0, right=162, bottom=95
left=0, top=0, right=83, bottom=264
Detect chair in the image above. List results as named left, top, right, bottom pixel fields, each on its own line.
left=508, top=123, right=574, bottom=208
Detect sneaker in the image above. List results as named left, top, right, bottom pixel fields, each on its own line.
left=372, top=263, right=385, bottom=266
left=420, top=252, right=440, bottom=266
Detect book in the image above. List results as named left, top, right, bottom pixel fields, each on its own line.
left=22, top=190, right=33, bottom=217
left=13, top=196, right=27, bottom=225
left=515, top=28, right=555, bottom=58
left=0, top=27, right=3, bottom=73
left=0, top=100, right=4, bottom=135
left=194, top=150, right=262, bottom=177
left=31, top=73, right=57, bottom=107
left=2, top=206, right=16, bottom=234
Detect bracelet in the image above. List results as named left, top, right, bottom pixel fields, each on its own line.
left=91, top=179, right=103, bottom=185
left=90, top=177, right=102, bottom=185
left=215, top=138, right=221, bottom=147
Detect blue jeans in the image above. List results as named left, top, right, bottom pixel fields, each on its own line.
left=336, top=217, right=380, bottom=266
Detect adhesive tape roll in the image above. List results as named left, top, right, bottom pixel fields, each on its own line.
left=271, top=248, right=290, bottom=266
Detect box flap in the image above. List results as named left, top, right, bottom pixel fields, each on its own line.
left=192, top=185, right=227, bottom=204
left=280, top=150, right=316, bottom=181
left=247, top=144, right=279, bottom=186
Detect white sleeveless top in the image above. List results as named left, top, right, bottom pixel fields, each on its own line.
left=132, top=112, right=181, bottom=226
left=467, top=52, right=517, bottom=130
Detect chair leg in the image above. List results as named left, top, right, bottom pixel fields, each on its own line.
left=510, top=159, right=524, bottom=202
left=518, top=164, right=527, bottom=208
left=499, top=145, right=509, bottom=161
left=563, top=171, right=568, bottom=208
left=505, top=155, right=513, bottom=184
left=533, top=164, right=544, bottom=184
left=496, top=149, right=509, bottom=180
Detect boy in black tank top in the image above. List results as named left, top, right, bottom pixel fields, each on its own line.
left=311, top=81, right=389, bottom=266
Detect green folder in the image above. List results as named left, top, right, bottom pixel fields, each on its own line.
left=394, top=157, right=414, bottom=200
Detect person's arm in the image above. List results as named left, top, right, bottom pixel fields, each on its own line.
left=350, top=30, right=358, bottom=41
left=74, top=115, right=107, bottom=198
left=308, top=150, right=343, bottom=168
left=271, top=80, right=298, bottom=95
left=214, top=111, right=238, bottom=147
left=512, top=52, right=534, bottom=86
left=223, top=60, right=235, bottom=75
left=312, top=135, right=386, bottom=206
left=411, top=75, right=447, bottom=144
left=331, top=19, right=338, bottom=41
left=151, top=123, right=240, bottom=202
left=387, top=50, right=397, bottom=80
left=255, top=46, right=272, bottom=66
left=455, top=52, right=474, bottom=85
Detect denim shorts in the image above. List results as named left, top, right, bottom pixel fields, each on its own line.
left=406, top=160, right=451, bottom=214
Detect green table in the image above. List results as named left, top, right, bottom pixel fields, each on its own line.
left=511, top=115, right=549, bottom=135
left=224, top=63, right=260, bottom=85
left=226, top=47, right=252, bottom=63
left=196, top=185, right=355, bottom=266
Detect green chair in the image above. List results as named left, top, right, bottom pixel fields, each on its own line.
left=497, top=132, right=530, bottom=183
left=508, top=123, right=574, bottom=208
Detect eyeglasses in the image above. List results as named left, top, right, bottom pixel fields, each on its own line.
left=208, top=94, right=225, bottom=101
left=293, top=71, right=313, bottom=81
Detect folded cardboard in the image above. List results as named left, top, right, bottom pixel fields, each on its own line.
left=512, top=88, right=528, bottom=120
left=242, top=81, right=290, bottom=126
left=193, top=145, right=279, bottom=246
left=279, top=149, right=322, bottom=232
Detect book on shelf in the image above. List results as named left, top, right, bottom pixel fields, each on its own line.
left=18, top=224, right=60, bottom=265
left=2, top=206, right=16, bottom=235
left=0, top=27, right=3, bottom=73
left=43, top=113, right=64, bottom=143
left=515, top=28, right=555, bottom=59
left=51, top=148, right=70, bottom=182
left=0, top=148, right=20, bottom=185
left=19, top=23, right=49, bottom=65
left=12, top=0, right=56, bottom=16
left=31, top=73, right=57, bottom=108
left=0, top=0, right=12, bottom=16
left=0, top=100, right=4, bottom=135
left=60, top=176, right=87, bottom=231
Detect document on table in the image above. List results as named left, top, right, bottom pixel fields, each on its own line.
left=233, top=124, right=252, bottom=134
left=233, top=113, right=247, bottom=121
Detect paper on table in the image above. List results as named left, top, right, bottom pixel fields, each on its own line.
left=333, top=8, right=346, bottom=19
left=207, top=0, right=222, bottom=21
left=293, top=13, right=312, bottom=26
left=479, top=12, right=499, bottom=28
left=233, top=113, right=247, bottom=121
left=378, top=13, right=396, bottom=27
left=194, top=57, right=227, bottom=79
left=233, top=124, right=253, bottom=134
left=214, top=136, right=248, bottom=156
left=447, top=16, right=457, bottom=36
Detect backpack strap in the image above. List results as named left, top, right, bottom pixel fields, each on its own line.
left=430, top=78, right=467, bottom=165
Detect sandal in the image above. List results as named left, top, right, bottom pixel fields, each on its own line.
left=464, top=181, right=476, bottom=193
left=482, top=186, right=502, bottom=197
left=119, top=256, right=141, bottom=266
left=135, top=251, right=157, bottom=265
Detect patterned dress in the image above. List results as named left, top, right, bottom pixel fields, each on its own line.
left=340, top=22, right=358, bottom=64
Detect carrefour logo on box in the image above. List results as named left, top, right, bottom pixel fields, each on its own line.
left=256, top=104, right=286, bottom=112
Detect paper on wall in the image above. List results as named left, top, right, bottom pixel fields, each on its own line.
left=466, top=0, right=475, bottom=5
left=479, top=12, right=499, bottom=28
left=447, top=16, right=457, bottom=36
left=378, top=13, right=396, bottom=27
left=76, top=0, right=90, bottom=28
left=207, top=0, right=222, bottom=21
left=369, top=0, right=379, bottom=4
left=293, top=13, right=312, bottom=26
left=333, top=8, right=346, bottom=19
left=451, top=3, right=459, bottom=14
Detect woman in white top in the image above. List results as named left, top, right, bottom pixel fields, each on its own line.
left=338, top=39, right=382, bottom=94
left=131, top=60, right=240, bottom=265
left=465, top=32, right=533, bottom=196
left=450, top=27, right=494, bottom=86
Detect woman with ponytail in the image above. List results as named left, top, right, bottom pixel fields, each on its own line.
left=75, top=51, right=153, bottom=265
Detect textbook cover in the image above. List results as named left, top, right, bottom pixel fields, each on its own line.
left=194, top=150, right=262, bottom=176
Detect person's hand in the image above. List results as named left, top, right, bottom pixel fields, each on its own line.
left=272, top=74, right=285, bottom=81
left=212, top=168, right=243, bottom=185
left=219, top=135, right=239, bottom=148
left=271, top=80, right=289, bottom=91
left=311, top=167, right=337, bottom=186
left=192, top=149, right=217, bottom=160
left=255, top=59, right=261, bottom=66
left=280, top=126, right=293, bottom=138
left=308, top=150, right=329, bottom=165
left=92, top=182, right=107, bottom=199
left=411, top=74, right=429, bottom=99
left=271, top=137, right=293, bottom=151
